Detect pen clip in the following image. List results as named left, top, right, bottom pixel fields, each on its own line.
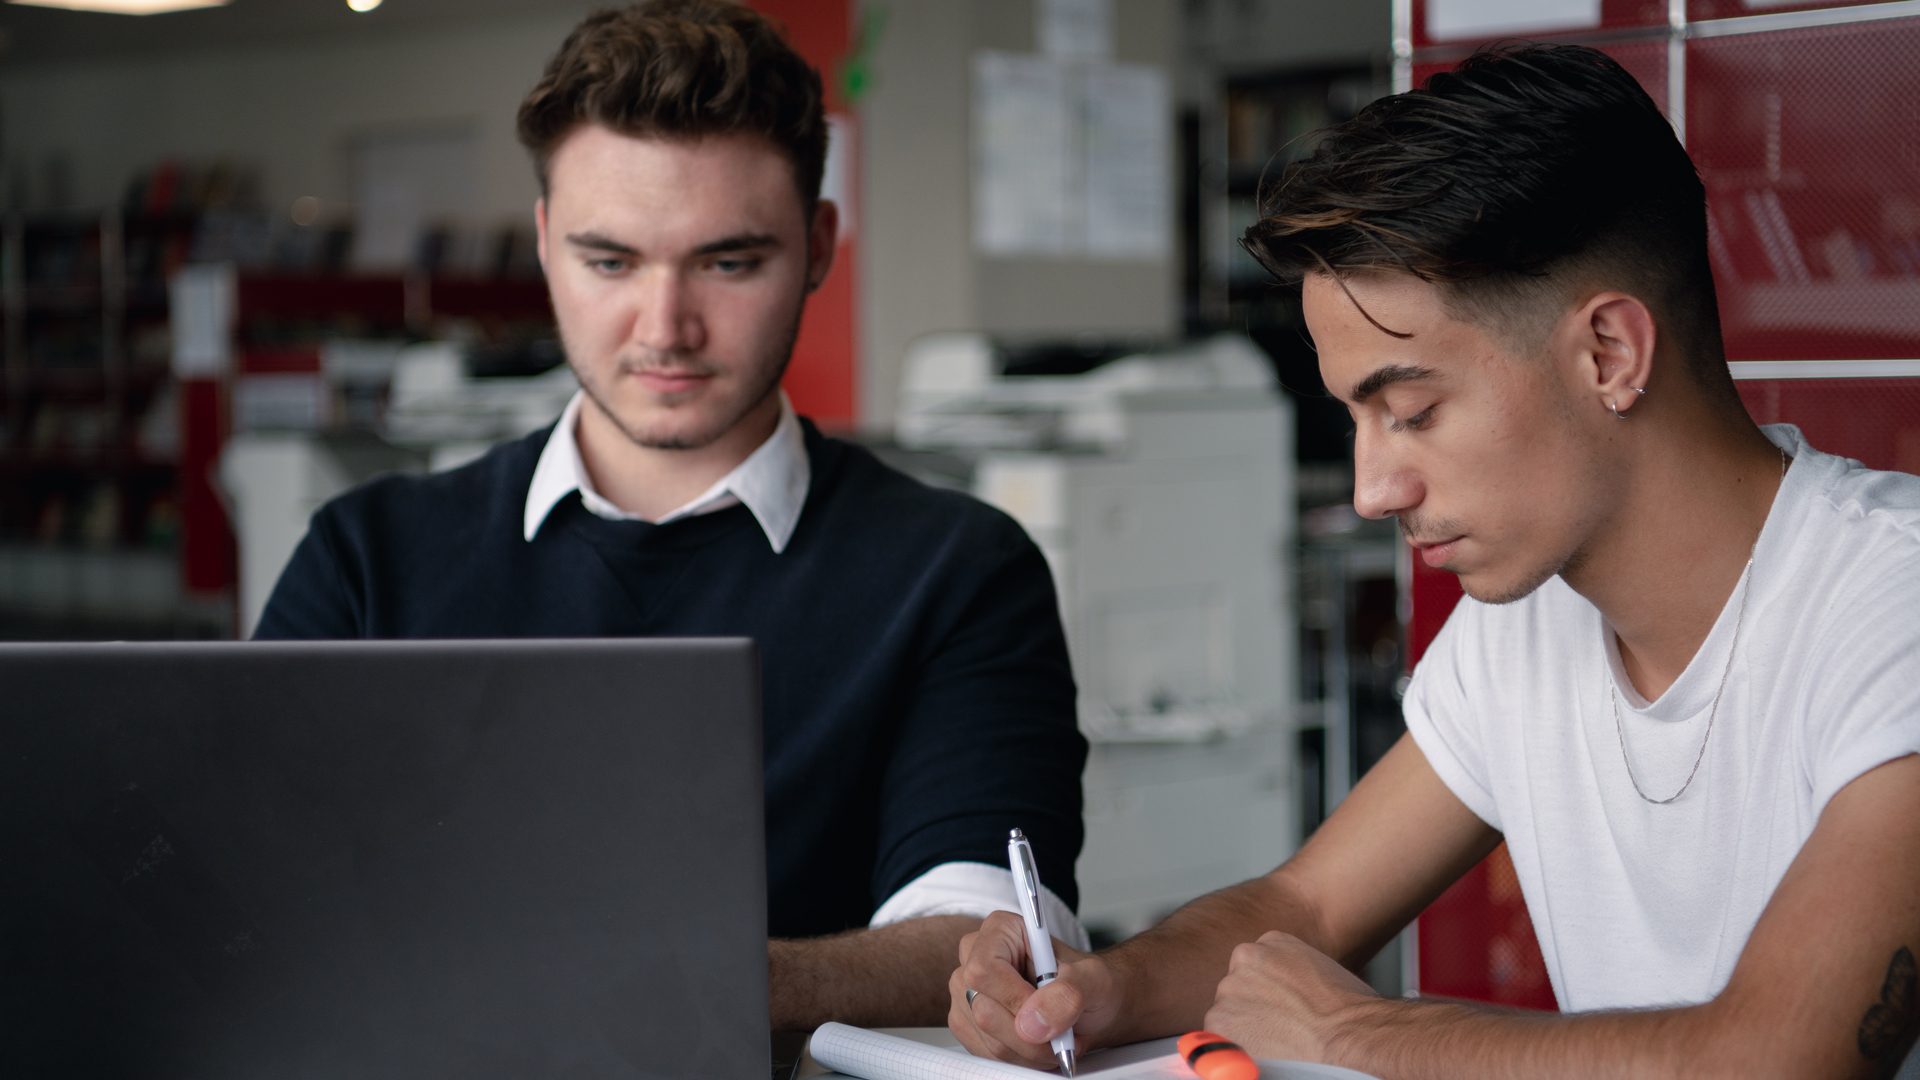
left=1015, top=842, right=1045, bottom=932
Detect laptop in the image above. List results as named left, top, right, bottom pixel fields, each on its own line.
left=0, top=638, right=767, bottom=1080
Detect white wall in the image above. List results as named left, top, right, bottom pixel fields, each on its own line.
left=0, top=7, right=596, bottom=226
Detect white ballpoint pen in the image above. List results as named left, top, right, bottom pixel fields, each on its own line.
left=1007, top=828, right=1076, bottom=1077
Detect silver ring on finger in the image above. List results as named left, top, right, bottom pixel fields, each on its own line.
left=966, top=988, right=979, bottom=1008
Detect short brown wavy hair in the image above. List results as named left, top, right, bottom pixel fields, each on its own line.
left=518, top=1, right=828, bottom=212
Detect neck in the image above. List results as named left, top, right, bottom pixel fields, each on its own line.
left=574, top=392, right=783, bottom=522
left=1559, top=396, right=1784, bottom=702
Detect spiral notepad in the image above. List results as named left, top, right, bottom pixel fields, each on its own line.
left=809, top=1024, right=1037, bottom=1080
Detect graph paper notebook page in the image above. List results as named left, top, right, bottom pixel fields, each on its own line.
left=807, top=1024, right=1380, bottom=1080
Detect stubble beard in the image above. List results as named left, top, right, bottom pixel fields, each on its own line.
left=568, top=293, right=806, bottom=452
left=1398, top=510, right=1569, bottom=606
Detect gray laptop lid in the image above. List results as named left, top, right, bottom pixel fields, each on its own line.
left=0, top=638, right=767, bottom=1080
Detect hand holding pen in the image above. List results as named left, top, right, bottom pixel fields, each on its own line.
left=947, top=830, right=1117, bottom=1074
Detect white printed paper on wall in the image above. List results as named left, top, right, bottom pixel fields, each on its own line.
left=1426, top=0, right=1601, bottom=41
left=1038, top=0, right=1113, bottom=59
left=973, top=50, right=1078, bottom=257
left=973, top=52, right=1169, bottom=261
left=1084, top=63, right=1170, bottom=259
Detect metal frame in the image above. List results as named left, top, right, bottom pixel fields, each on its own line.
left=1729, top=359, right=1920, bottom=379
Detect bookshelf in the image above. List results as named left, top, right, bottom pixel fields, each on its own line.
left=0, top=205, right=554, bottom=639
left=0, top=209, right=211, bottom=638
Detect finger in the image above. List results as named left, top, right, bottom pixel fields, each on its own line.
left=1015, top=973, right=1088, bottom=1044
left=948, top=961, right=1060, bottom=1068
left=1228, top=939, right=1264, bottom=973
left=958, top=985, right=1065, bottom=1067
left=958, top=912, right=1040, bottom=1017
left=947, top=932, right=1034, bottom=1059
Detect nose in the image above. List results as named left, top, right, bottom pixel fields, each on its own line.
left=629, top=266, right=706, bottom=355
left=1350, top=421, right=1424, bottom=521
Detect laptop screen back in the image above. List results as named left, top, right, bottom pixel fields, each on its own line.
left=0, top=638, right=766, bottom=1080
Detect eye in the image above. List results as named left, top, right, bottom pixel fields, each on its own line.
left=1388, top=406, right=1435, bottom=433
left=585, top=257, right=629, bottom=276
left=710, top=256, right=762, bottom=275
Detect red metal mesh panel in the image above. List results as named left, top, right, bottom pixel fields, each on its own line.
left=1418, top=844, right=1558, bottom=1008
left=1739, top=378, right=1920, bottom=471
left=1689, top=0, right=1892, bottom=21
left=1690, top=17, right=1920, bottom=360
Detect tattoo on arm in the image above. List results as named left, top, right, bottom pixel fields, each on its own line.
left=1857, top=945, right=1917, bottom=1061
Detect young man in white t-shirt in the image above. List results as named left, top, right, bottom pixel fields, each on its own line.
left=948, top=44, right=1920, bottom=1079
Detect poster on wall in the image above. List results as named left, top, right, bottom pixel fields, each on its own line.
left=973, top=50, right=1078, bottom=257
left=1038, top=0, right=1113, bottom=59
left=1084, top=64, right=1170, bottom=259
left=972, top=51, right=1169, bottom=260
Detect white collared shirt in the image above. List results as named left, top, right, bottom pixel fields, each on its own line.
left=519, top=392, right=1088, bottom=942
left=523, top=390, right=810, bottom=550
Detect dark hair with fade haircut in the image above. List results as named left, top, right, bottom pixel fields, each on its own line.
left=517, top=0, right=828, bottom=213
left=1244, top=43, right=1738, bottom=404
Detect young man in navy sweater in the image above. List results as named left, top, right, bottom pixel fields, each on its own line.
left=257, top=0, right=1087, bottom=1030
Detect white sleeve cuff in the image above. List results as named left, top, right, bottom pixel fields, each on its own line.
left=868, top=861, right=1090, bottom=952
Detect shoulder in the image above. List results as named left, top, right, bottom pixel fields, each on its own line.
left=1801, top=451, right=1920, bottom=563
left=1760, top=443, right=1920, bottom=805
left=313, top=426, right=545, bottom=546
left=802, top=424, right=1035, bottom=555
left=1776, top=447, right=1920, bottom=632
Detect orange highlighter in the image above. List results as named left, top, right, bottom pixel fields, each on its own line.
left=1177, top=1032, right=1259, bottom=1080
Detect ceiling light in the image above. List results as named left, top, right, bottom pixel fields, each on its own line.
left=6, top=0, right=230, bottom=13
left=347, top=0, right=382, bottom=10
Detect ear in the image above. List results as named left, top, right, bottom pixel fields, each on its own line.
left=1578, top=291, right=1657, bottom=417
left=534, top=197, right=550, bottom=275
left=805, top=199, right=840, bottom=293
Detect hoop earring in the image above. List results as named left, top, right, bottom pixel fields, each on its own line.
left=1611, top=386, right=1647, bottom=419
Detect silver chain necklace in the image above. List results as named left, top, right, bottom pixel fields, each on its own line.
left=1611, top=447, right=1787, bottom=805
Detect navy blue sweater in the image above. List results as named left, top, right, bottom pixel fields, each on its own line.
left=256, top=421, right=1086, bottom=938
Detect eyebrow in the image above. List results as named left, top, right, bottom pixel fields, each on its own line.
left=562, top=231, right=783, bottom=257
left=1347, top=364, right=1439, bottom=403
left=564, top=231, right=638, bottom=255
left=691, top=233, right=780, bottom=257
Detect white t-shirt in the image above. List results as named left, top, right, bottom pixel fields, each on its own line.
left=1404, top=424, right=1920, bottom=1020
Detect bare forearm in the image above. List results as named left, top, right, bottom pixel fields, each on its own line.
left=1322, top=996, right=1861, bottom=1080
left=1101, top=874, right=1325, bottom=1045
left=1325, top=998, right=1688, bottom=1080
left=770, top=915, right=980, bottom=1030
